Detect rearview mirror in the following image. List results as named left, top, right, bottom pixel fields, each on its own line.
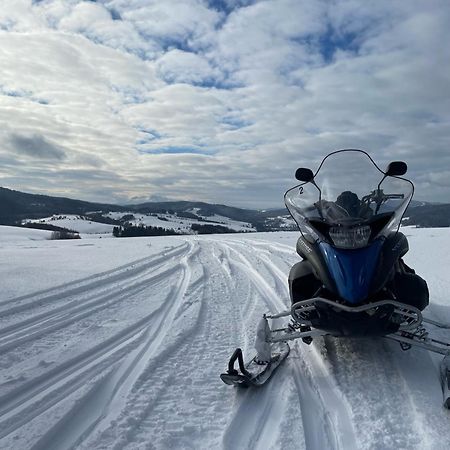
left=385, top=161, right=407, bottom=177
left=295, top=168, right=314, bottom=182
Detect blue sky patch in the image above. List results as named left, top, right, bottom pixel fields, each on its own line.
left=318, top=26, right=360, bottom=63
left=135, top=128, right=163, bottom=146
left=0, top=86, right=31, bottom=98
left=136, top=127, right=162, bottom=140
left=111, top=85, right=147, bottom=105
left=138, top=146, right=215, bottom=155
left=220, top=115, right=252, bottom=130
left=142, top=33, right=194, bottom=54
left=207, top=0, right=255, bottom=14
left=107, top=7, right=122, bottom=21
left=0, top=85, right=49, bottom=105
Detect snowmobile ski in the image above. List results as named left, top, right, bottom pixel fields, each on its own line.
left=441, top=352, right=450, bottom=409
left=220, top=342, right=290, bottom=387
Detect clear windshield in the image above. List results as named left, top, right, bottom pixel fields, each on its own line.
left=284, top=149, right=414, bottom=245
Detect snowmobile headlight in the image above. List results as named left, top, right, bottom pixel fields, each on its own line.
left=329, top=225, right=371, bottom=249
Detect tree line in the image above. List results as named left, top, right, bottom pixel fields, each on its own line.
left=113, top=223, right=236, bottom=237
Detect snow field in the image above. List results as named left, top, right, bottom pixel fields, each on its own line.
left=0, top=227, right=449, bottom=449
left=0, top=226, right=52, bottom=242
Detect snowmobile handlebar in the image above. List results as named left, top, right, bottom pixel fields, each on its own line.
left=361, top=190, right=405, bottom=205
left=360, top=190, right=405, bottom=214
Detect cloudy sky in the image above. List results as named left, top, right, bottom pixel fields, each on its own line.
left=0, top=0, right=449, bottom=208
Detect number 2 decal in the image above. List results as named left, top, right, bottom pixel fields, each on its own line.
left=299, top=186, right=304, bottom=194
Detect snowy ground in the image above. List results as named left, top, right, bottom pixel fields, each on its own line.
left=0, top=226, right=52, bottom=243
left=0, top=227, right=449, bottom=449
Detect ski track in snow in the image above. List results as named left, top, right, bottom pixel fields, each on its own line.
left=0, top=232, right=449, bottom=449
left=220, top=240, right=358, bottom=450
left=0, top=244, right=194, bottom=442
left=31, top=242, right=200, bottom=450
left=0, top=245, right=190, bottom=354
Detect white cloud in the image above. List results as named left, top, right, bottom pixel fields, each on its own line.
left=0, top=0, right=449, bottom=206
left=155, top=49, right=222, bottom=84
left=58, top=2, right=112, bottom=31
left=110, top=0, right=220, bottom=43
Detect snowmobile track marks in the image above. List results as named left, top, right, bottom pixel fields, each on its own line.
left=0, top=243, right=198, bottom=444
left=0, top=243, right=189, bottom=315
left=71, top=241, right=237, bottom=450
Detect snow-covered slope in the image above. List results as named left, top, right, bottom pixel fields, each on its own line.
left=0, top=225, right=52, bottom=242
left=23, top=215, right=115, bottom=237
left=107, top=211, right=256, bottom=233
left=0, top=228, right=449, bottom=449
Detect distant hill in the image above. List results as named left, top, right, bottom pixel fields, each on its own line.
left=0, top=187, right=124, bottom=225
left=403, top=204, right=450, bottom=228
left=1, top=186, right=449, bottom=231
left=0, top=187, right=290, bottom=232
left=129, top=200, right=261, bottom=224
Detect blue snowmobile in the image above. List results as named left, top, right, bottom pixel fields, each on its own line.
left=221, top=149, right=450, bottom=408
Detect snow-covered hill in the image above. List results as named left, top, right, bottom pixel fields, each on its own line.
left=23, top=212, right=256, bottom=238
left=0, top=228, right=449, bottom=449
left=0, top=225, right=52, bottom=242
left=24, top=215, right=115, bottom=238
left=107, top=211, right=256, bottom=233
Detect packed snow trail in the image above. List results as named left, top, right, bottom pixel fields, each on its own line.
left=0, top=230, right=449, bottom=449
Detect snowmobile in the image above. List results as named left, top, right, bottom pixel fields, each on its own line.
left=220, top=149, right=450, bottom=408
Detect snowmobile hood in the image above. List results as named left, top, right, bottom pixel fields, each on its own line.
left=319, top=239, right=383, bottom=304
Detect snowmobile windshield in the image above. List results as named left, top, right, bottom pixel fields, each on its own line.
left=284, top=149, right=414, bottom=248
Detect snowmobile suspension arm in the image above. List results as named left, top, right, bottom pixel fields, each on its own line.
left=423, top=317, right=450, bottom=329
left=268, top=328, right=329, bottom=344
left=386, top=333, right=450, bottom=356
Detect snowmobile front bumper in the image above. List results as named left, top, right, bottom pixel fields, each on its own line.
left=265, top=297, right=423, bottom=340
